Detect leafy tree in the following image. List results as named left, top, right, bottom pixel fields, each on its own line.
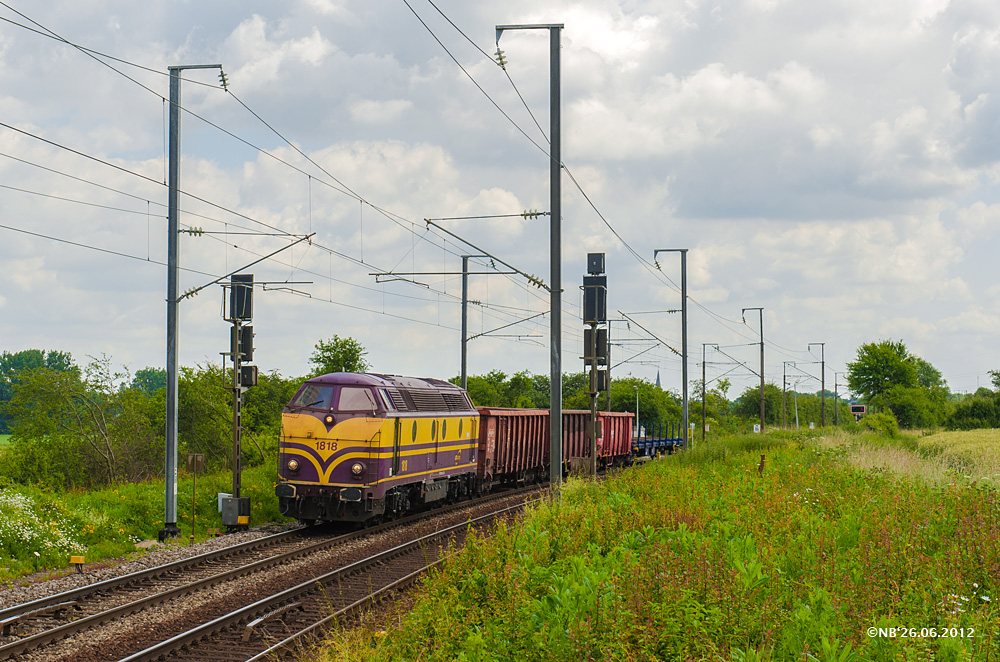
left=689, top=378, right=735, bottom=433
left=178, top=363, right=299, bottom=470
left=454, top=370, right=683, bottom=435
left=462, top=373, right=503, bottom=407
left=846, top=340, right=917, bottom=401
left=3, top=356, right=162, bottom=487
left=846, top=340, right=952, bottom=429
left=241, top=370, right=300, bottom=464
left=871, top=385, right=946, bottom=429
left=913, top=357, right=946, bottom=389
left=178, top=363, right=235, bottom=470
left=605, top=377, right=681, bottom=435
left=731, top=384, right=783, bottom=426
left=308, top=335, right=370, bottom=376
left=130, top=367, right=167, bottom=394
left=990, top=370, right=1000, bottom=391
left=0, top=349, right=76, bottom=433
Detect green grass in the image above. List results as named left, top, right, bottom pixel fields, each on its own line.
left=0, top=464, right=287, bottom=581
left=315, top=431, right=999, bottom=662
left=0, top=434, right=11, bottom=447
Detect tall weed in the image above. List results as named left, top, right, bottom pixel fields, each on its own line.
left=314, top=434, right=999, bottom=661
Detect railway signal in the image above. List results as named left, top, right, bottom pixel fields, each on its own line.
left=223, top=274, right=255, bottom=532
left=583, top=253, right=609, bottom=477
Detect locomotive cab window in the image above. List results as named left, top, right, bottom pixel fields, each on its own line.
left=290, top=384, right=333, bottom=410
left=339, top=387, right=378, bottom=412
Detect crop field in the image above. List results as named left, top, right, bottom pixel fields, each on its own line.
left=318, top=430, right=1000, bottom=661
left=817, top=428, right=1000, bottom=487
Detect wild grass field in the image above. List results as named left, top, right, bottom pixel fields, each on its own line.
left=826, top=428, right=1000, bottom=487
left=0, top=465, right=284, bottom=580
left=317, top=430, right=1000, bottom=662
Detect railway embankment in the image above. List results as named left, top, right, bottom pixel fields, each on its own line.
left=312, top=429, right=1000, bottom=662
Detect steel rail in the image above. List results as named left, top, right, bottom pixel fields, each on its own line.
left=117, top=499, right=536, bottom=662
left=0, top=526, right=305, bottom=623
left=0, top=529, right=347, bottom=660
left=245, top=557, right=448, bottom=662
left=0, top=485, right=544, bottom=661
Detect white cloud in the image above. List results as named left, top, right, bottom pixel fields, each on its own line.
left=0, top=0, right=999, bottom=394
left=349, top=99, right=414, bottom=125
left=223, top=15, right=335, bottom=90
left=940, top=309, right=1000, bottom=335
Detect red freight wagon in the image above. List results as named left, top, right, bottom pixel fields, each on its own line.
left=596, top=410, right=634, bottom=466
left=561, top=410, right=592, bottom=467
left=476, top=408, right=547, bottom=490
left=476, top=408, right=635, bottom=490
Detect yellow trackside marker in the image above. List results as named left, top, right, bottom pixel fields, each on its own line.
left=70, top=556, right=85, bottom=574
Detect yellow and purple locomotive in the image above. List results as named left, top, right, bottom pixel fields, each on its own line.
left=275, top=372, right=479, bottom=525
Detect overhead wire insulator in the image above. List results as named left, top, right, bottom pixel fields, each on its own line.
left=521, top=209, right=542, bottom=220
left=181, top=227, right=204, bottom=236
left=494, top=48, right=507, bottom=69
left=180, top=287, right=199, bottom=300
left=219, top=69, right=229, bottom=91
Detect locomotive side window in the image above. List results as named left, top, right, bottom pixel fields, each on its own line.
left=339, top=387, right=378, bottom=412
left=378, top=389, right=395, bottom=410
left=442, top=419, right=447, bottom=439
left=291, top=384, right=333, bottom=410
left=412, top=420, right=417, bottom=441
left=431, top=420, right=437, bottom=440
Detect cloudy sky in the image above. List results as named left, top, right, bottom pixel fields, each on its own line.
left=1, top=0, right=999, bottom=399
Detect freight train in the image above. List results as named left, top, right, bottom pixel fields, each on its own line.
left=274, top=372, right=645, bottom=526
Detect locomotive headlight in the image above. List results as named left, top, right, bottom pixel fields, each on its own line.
left=287, top=459, right=300, bottom=472
left=350, top=462, right=365, bottom=477
left=324, top=414, right=334, bottom=425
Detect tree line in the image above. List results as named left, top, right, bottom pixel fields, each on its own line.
left=0, top=337, right=366, bottom=489
left=1, top=335, right=996, bottom=489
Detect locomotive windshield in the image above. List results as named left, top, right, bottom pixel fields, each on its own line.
left=289, top=384, right=333, bottom=410
left=338, top=386, right=378, bottom=412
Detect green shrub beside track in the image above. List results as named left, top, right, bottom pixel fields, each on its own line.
left=0, top=464, right=285, bottom=581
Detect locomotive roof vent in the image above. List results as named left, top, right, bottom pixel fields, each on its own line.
left=407, top=389, right=449, bottom=412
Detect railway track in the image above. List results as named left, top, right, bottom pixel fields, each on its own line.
left=0, top=486, right=541, bottom=662
left=0, top=526, right=313, bottom=660
left=120, top=500, right=528, bottom=662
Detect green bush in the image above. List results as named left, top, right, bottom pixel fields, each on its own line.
left=0, top=463, right=287, bottom=580
left=859, top=410, right=899, bottom=437
left=946, top=393, right=1000, bottom=430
